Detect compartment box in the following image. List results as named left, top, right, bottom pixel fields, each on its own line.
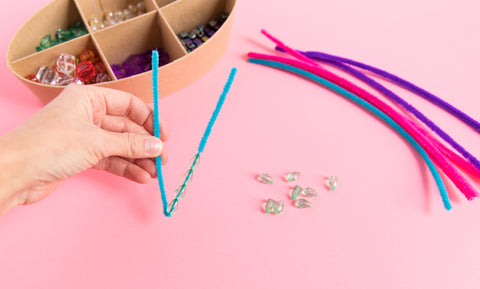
left=7, top=0, right=236, bottom=104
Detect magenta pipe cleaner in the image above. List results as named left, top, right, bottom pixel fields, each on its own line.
left=248, top=51, right=479, bottom=200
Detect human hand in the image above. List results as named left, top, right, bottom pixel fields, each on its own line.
left=0, top=84, right=168, bottom=214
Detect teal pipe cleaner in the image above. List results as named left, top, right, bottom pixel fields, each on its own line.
left=248, top=58, right=451, bottom=210
left=152, top=50, right=237, bottom=216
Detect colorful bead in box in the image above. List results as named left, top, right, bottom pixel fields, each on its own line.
left=36, top=20, right=88, bottom=52
left=25, top=49, right=111, bottom=86
left=177, top=12, right=229, bottom=53
left=111, top=49, right=170, bottom=80
left=89, top=1, right=147, bottom=32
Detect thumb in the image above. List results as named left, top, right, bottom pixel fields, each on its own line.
left=102, top=132, right=163, bottom=159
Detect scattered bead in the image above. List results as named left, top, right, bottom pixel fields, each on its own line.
left=291, top=185, right=302, bottom=200
left=328, top=176, right=338, bottom=191
left=257, top=173, right=274, bottom=184
left=284, top=171, right=300, bottom=182
left=273, top=200, right=284, bottom=214
left=265, top=199, right=275, bottom=214
left=295, top=198, right=313, bottom=208
left=302, top=187, right=318, bottom=197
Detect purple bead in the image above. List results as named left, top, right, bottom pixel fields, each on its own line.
left=123, top=54, right=145, bottom=76
left=193, top=38, right=202, bottom=46
left=204, top=26, right=215, bottom=37
left=111, top=64, right=126, bottom=79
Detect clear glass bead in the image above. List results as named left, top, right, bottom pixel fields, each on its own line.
left=257, top=173, right=273, bottom=184
left=265, top=199, right=275, bottom=214
left=273, top=200, right=284, bottom=214
left=328, top=176, right=338, bottom=191
left=295, top=198, right=312, bottom=208
left=175, top=186, right=186, bottom=200
left=302, top=187, right=318, bottom=197
left=167, top=199, right=178, bottom=215
left=137, top=1, right=146, bottom=14
left=284, top=171, right=300, bottom=182
left=291, top=185, right=302, bottom=200
left=190, top=154, right=201, bottom=171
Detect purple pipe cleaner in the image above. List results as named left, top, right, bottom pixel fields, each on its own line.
left=275, top=46, right=480, bottom=171
left=304, top=50, right=480, bottom=134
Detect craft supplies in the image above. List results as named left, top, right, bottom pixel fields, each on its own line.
left=152, top=50, right=237, bottom=217
left=249, top=31, right=478, bottom=209
left=258, top=173, right=274, bottom=184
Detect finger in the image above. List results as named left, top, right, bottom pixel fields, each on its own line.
left=95, top=156, right=151, bottom=184
left=85, top=86, right=153, bottom=128
left=134, top=158, right=157, bottom=178
left=100, top=115, right=150, bottom=135
left=143, top=110, right=169, bottom=142
left=101, top=131, right=163, bottom=159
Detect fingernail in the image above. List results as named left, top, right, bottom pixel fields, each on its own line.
left=145, top=138, right=163, bottom=155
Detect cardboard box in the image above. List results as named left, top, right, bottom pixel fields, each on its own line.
left=7, top=0, right=236, bottom=104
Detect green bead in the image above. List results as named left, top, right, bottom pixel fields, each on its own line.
left=50, top=38, right=60, bottom=46
left=71, top=27, right=87, bottom=37
left=56, top=29, right=73, bottom=41
left=40, top=35, right=52, bottom=48
left=72, top=20, right=84, bottom=28
left=36, top=46, right=44, bottom=52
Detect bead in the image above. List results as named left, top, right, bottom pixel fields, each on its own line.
left=204, top=26, right=215, bottom=37
left=196, top=29, right=206, bottom=38
left=328, top=176, right=338, bottom=191
left=190, top=153, right=201, bottom=171
left=72, top=77, right=84, bottom=85
left=123, top=9, right=132, bottom=20
left=295, top=198, right=313, bottom=208
left=114, top=10, right=124, bottom=22
left=188, top=31, right=197, bottom=40
left=95, top=72, right=111, bottom=83
left=123, top=54, right=147, bottom=76
left=40, top=35, right=52, bottom=49
left=56, top=54, right=76, bottom=75
left=167, top=199, right=178, bottom=215
left=178, top=31, right=188, bottom=39
left=137, top=1, right=146, bottom=14
left=36, top=66, right=58, bottom=84
left=184, top=38, right=196, bottom=50
left=25, top=74, right=39, bottom=82
left=56, top=29, right=73, bottom=41
left=197, top=24, right=205, bottom=31
left=208, top=19, right=219, bottom=30
left=79, top=49, right=95, bottom=63
left=93, top=61, right=106, bottom=74
left=200, top=35, right=209, bottom=42
left=273, top=200, right=284, bottom=214
left=302, top=187, right=318, bottom=197
left=111, top=64, right=126, bottom=79
left=193, top=38, right=202, bottom=47
left=291, top=185, right=302, bottom=200
left=284, top=171, right=300, bottom=182
left=257, top=173, right=273, bottom=184
left=219, top=12, right=229, bottom=23
left=52, top=74, right=73, bottom=86
left=75, top=61, right=96, bottom=83
left=175, top=186, right=186, bottom=200
left=128, top=4, right=138, bottom=15
left=89, top=17, right=101, bottom=31
left=265, top=199, right=275, bottom=214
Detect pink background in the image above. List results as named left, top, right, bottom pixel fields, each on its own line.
left=2, top=0, right=480, bottom=288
